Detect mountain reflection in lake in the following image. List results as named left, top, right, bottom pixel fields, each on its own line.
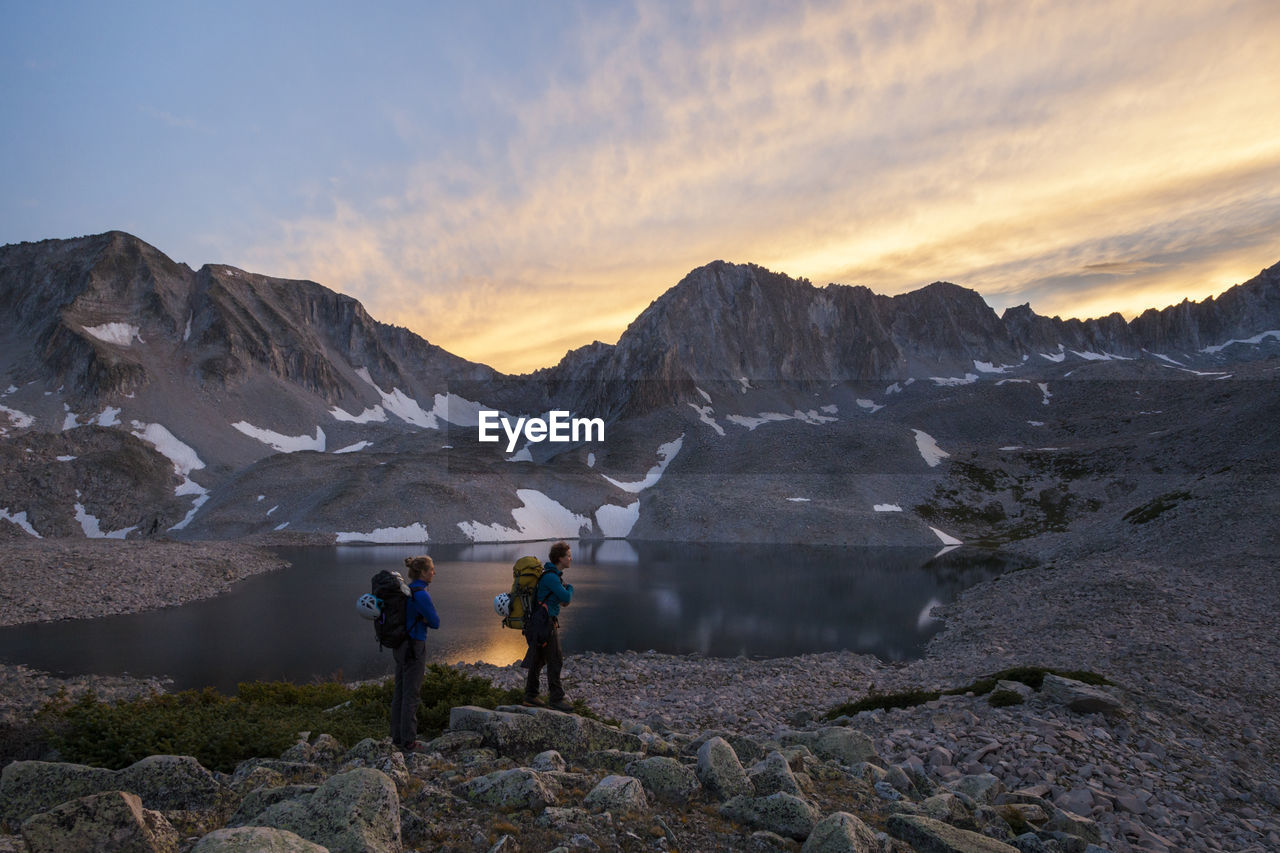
left=0, top=541, right=1017, bottom=693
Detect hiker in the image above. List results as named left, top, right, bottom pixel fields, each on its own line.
left=392, top=555, right=440, bottom=751
left=524, top=540, right=574, bottom=711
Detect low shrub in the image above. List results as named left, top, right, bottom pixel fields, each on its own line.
left=35, top=665, right=521, bottom=772
left=823, top=666, right=1110, bottom=719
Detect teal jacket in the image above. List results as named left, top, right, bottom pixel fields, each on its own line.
left=537, top=564, right=573, bottom=618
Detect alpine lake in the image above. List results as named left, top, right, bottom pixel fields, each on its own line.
left=0, top=541, right=1022, bottom=694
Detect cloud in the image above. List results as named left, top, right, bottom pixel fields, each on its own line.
left=241, top=0, right=1280, bottom=372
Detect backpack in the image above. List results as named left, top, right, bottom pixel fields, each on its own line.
left=497, top=556, right=544, bottom=630
left=370, top=570, right=412, bottom=650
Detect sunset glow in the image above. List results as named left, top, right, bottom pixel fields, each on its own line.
left=3, top=1, right=1278, bottom=372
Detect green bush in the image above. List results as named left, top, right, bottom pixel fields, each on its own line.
left=36, top=665, right=521, bottom=772
left=987, top=689, right=1025, bottom=708
left=824, top=666, right=1110, bottom=720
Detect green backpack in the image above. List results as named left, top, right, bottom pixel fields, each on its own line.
left=496, top=555, right=544, bottom=630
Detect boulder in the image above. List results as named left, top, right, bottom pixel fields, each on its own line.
left=720, top=792, right=820, bottom=841
left=780, top=728, right=878, bottom=766
left=949, top=774, right=1005, bottom=805
left=192, top=826, right=328, bottom=852
left=887, top=813, right=1020, bottom=852
left=1038, top=675, right=1123, bottom=715
left=20, top=790, right=178, bottom=853
left=625, top=756, right=701, bottom=804
left=800, top=811, right=880, bottom=853
left=229, top=785, right=317, bottom=825
left=696, top=737, right=754, bottom=800
left=245, top=768, right=400, bottom=853
left=921, top=793, right=975, bottom=829
left=449, top=706, right=643, bottom=757
left=749, top=752, right=804, bottom=797
left=459, top=768, right=558, bottom=812
left=583, top=775, right=649, bottom=814
left=2, top=756, right=233, bottom=834
left=532, top=750, right=567, bottom=772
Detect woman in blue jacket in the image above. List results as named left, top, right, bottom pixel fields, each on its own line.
left=393, top=555, right=440, bottom=751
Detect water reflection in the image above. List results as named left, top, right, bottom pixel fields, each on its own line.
left=0, top=541, right=1020, bottom=693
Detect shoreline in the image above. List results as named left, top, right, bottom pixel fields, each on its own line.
left=1, top=537, right=1277, bottom=849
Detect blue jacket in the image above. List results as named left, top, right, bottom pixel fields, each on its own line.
left=406, top=580, right=440, bottom=641
left=537, top=563, right=573, bottom=618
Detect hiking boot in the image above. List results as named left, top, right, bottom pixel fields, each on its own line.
left=549, top=698, right=574, bottom=712
left=522, top=696, right=547, bottom=708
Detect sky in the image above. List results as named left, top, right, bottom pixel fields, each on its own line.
left=3, top=1, right=1279, bottom=374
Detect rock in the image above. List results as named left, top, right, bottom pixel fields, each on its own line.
left=780, top=728, right=877, bottom=766
left=459, top=768, right=558, bottom=812
left=949, top=774, right=1005, bottom=805
left=192, top=826, right=328, bottom=852
left=697, top=737, right=754, bottom=801
left=625, top=756, right=701, bottom=804
left=801, top=811, right=880, bottom=852
left=20, top=790, right=179, bottom=853
left=994, top=680, right=1034, bottom=700
left=1, top=756, right=233, bottom=834
left=230, top=766, right=288, bottom=795
left=1043, top=807, right=1102, bottom=844
left=583, top=750, right=647, bottom=773
left=748, top=829, right=797, bottom=851
left=887, top=813, right=1020, bottom=852
left=229, top=785, right=317, bottom=825
left=532, top=750, right=567, bottom=772
left=449, top=706, right=643, bottom=757
left=922, top=793, right=975, bottom=829
left=231, top=759, right=327, bottom=787
left=750, top=752, right=804, bottom=797
left=583, top=775, right=649, bottom=814
left=245, top=768, right=400, bottom=853
left=1038, top=675, right=1123, bottom=715
left=720, top=792, right=820, bottom=841
left=423, top=730, right=484, bottom=753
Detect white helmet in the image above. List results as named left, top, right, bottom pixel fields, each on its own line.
left=493, top=592, right=512, bottom=617
left=356, top=593, right=382, bottom=620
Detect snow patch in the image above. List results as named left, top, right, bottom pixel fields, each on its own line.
left=0, top=508, right=41, bottom=537
left=183, top=314, right=192, bottom=341
left=912, top=429, right=950, bottom=467
left=0, top=405, right=35, bottom=428
left=1144, top=350, right=1185, bottom=366
left=1039, top=347, right=1066, bottom=363
left=266, top=505, right=278, bottom=516
left=430, top=393, right=488, bottom=427
left=82, top=322, right=140, bottom=346
left=336, top=522, right=431, bottom=544
left=587, top=453, right=596, bottom=468
left=929, top=526, right=963, bottom=546
left=74, top=503, right=137, bottom=539
left=94, top=406, right=122, bottom=427
left=458, top=489, right=591, bottom=542
left=507, top=447, right=533, bottom=463
left=233, top=422, right=326, bottom=453
left=1202, top=330, right=1280, bottom=354
left=596, top=501, right=640, bottom=538
left=786, top=497, right=811, bottom=502
left=727, top=409, right=837, bottom=431
left=330, top=405, right=387, bottom=424
left=603, top=436, right=684, bottom=493
left=355, top=368, right=438, bottom=428
left=56, top=455, right=76, bottom=462
left=874, top=504, right=903, bottom=512
left=689, top=402, right=725, bottom=436
left=1038, top=383, right=1052, bottom=405
left=334, top=441, right=373, bottom=454
left=130, top=422, right=204, bottom=477
left=696, top=387, right=712, bottom=403
left=62, top=405, right=78, bottom=431
left=856, top=399, right=882, bottom=413
left=737, top=377, right=753, bottom=393
left=930, top=374, right=979, bottom=386
left=974, top=360, right=1014, bottom=374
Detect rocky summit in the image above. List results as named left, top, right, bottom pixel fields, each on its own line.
left=1, top=232, right=1277, bottom=548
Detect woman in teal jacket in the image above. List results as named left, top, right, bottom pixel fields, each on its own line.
left=524, top=541, right=573, bottom=711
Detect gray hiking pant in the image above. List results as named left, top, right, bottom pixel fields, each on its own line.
left=391, top=639, right=427, bottom=747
